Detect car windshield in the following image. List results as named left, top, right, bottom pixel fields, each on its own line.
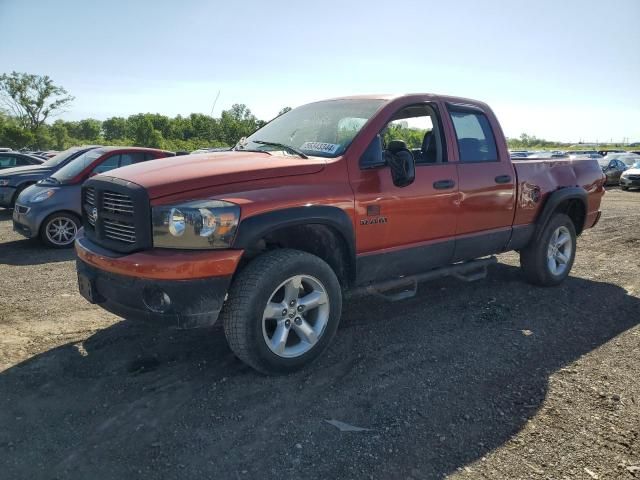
left=41, top=147, right=86, bottom=168
left=49, top=149, right=104, bottom=184
left=630, top=161, right=640, bottom=169
left=237, top=99, right=385, bottom=158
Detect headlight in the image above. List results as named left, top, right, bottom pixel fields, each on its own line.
left=31, top=189, right=56, bottom=203
left=0, top=179, right=9, bottom=187
left=152, top=200, right=240, bottom=249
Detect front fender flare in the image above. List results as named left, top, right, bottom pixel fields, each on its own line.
left=233, top=205, right=355, bottom=260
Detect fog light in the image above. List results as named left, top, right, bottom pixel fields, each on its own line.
left=142, top=286, right=171, bottom=313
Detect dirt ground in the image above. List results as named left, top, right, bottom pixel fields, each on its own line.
left=0, top=189, right=638, bottom=480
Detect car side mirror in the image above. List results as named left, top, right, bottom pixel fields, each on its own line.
left=385, top=142, right=416, bottom=188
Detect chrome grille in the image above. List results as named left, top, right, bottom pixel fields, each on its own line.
left=103, top=191, right=134, bottom=216
left=103, top=218, right=136, bottom=244
left=627, top=175, right=640, bottom=180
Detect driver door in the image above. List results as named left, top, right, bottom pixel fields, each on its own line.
left=349, top=102, right=459, bottom=284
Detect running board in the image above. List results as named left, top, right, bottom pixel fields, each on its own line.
left=349, top=256, right=497, bottom=302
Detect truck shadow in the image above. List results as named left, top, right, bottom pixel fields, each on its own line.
left=0, top=238, right=76, bottom=265
left=1, top=264, right=638, bottom=479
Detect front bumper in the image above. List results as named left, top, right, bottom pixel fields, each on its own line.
left=77, top=258, right=232, bottom=329
left=0, top=186, right=17, bottom=207
left=12, top=204, right=40, bottom=239
left=620, top=176, right=640, bottom=188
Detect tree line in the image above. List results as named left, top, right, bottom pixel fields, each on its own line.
left=0, top=71, right=631, bottom=153
left=0, top=71, right=290, bottom=151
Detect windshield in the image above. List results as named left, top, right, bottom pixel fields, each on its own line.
left=238, top=99, right=385, bottom=158
left=49, top=149, right=104, bottom=183
left=41, top=147, right=86, bottom=168
left=630, top=161, right=640, bottom=169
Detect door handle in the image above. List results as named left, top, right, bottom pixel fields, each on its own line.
left=433, top=179, right=455, bottom=189
left=495, top=175, right=512, bottom=184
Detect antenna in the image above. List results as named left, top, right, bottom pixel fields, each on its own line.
left=210, top=90, right=221, bottom=117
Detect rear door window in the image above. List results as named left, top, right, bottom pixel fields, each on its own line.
left=92, top=154, right=121, bottom=174
left=448, top=109, right=498, bottom=162
left=0, top=155, right=16, bottom=167
left=119, top=152, right=146, bottom=167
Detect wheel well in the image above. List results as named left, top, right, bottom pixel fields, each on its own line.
left=12, top=182, right=35, bottom=203
left=555, top=198, right=586, bottom=235
left=239, top=224, right=354, bottom=288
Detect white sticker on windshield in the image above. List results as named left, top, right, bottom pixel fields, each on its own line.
left=300, top=142, right=340, bottom=155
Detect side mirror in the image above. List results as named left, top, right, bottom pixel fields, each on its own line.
left=385, top=141, right=416, bottom=187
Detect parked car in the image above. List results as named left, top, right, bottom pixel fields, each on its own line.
left=598, top=149, right=624, bottom=157
left=0, top=151, right=44, bottom=170
left=604, top=152, right=640, bottom=168
left=566, top=150, right=600, bottom=159
left=620, top=161, right=640, bottom=190
left=12, top=147, right=175, bottom=248
left=75, top=93, right=605, bottom=374
left=0, top=146, right=101, bottom=208
left=599, top=157, right=627, bottom=185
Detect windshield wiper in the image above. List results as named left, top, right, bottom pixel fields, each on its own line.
left=233, top=146, right=272, bottom=155
left=252, top=140, right=308, bottom=159
left=41, top=176, right=60, bottom=184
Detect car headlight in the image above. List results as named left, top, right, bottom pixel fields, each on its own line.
left=152, top=200, right=240, bottom=249
left=31, top=189, right=56, bottom=203
left=0, top=179, right=9, bottom=187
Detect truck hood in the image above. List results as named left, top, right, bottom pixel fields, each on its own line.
left=102, top=151, right=326, bottom=199
left=0, top=165, right=53, bottom=177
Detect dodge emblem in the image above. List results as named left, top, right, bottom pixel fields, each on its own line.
left=91, top=207, right=98, bottom=223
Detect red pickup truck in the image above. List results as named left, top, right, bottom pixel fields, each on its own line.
left=75, top=94, right=605, bottom=374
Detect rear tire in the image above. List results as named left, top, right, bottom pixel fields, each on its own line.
left=222, top=249, right=342, bottom=375
left=40, top=212, right=80, bottom=249
left=520, top=213, right=577, bottom=286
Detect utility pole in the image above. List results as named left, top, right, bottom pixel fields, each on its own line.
left=210, top=90, right=221, bottom=117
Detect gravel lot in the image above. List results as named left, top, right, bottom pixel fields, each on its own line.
left=0, top=189, right=638, bottom=480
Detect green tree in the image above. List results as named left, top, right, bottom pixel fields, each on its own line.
left=220, top=103, right=258, bottom=145
left=133, top=117, right=164, bottom=148
left=77, top=119, right=102, bottom=142
left=0, top=72, right=74, bottom=141
left=278, top=106, right=292, bottom=116
left=102, top=117, right=127, bottom=141
left=50, top=120, right=69, bottom=150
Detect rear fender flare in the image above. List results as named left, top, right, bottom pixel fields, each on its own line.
left=534, top=187, right=587, bottom=240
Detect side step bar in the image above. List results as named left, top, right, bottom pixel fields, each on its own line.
left=349, top=256, right=498, bottom=302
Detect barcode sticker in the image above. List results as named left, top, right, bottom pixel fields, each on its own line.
left=300, top=142, right=340, bottom=154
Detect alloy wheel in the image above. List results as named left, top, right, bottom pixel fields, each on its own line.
left=45, top=217, right=78, bottom=246
left=262, top=275, right=330, bottom=358
left=547, top=225, right=573, bottom=276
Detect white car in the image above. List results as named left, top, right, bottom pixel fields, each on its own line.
left=620, top=160, right=640, bottom=190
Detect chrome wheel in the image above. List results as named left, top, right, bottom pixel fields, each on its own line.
left=547, top=225, right=572, bottom=276
left=262, top=274, right=330, bottom=358
left=45, top=216, right=78, bottom=246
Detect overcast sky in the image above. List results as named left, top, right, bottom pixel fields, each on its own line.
left=1, top=0, right=639, bottom=142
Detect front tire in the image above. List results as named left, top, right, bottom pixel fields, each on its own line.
left=40, top=212, right=80, bottom=248
left=222, top=249, right=342, bottom=375
left=520, top=213, right=577, bottom=286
